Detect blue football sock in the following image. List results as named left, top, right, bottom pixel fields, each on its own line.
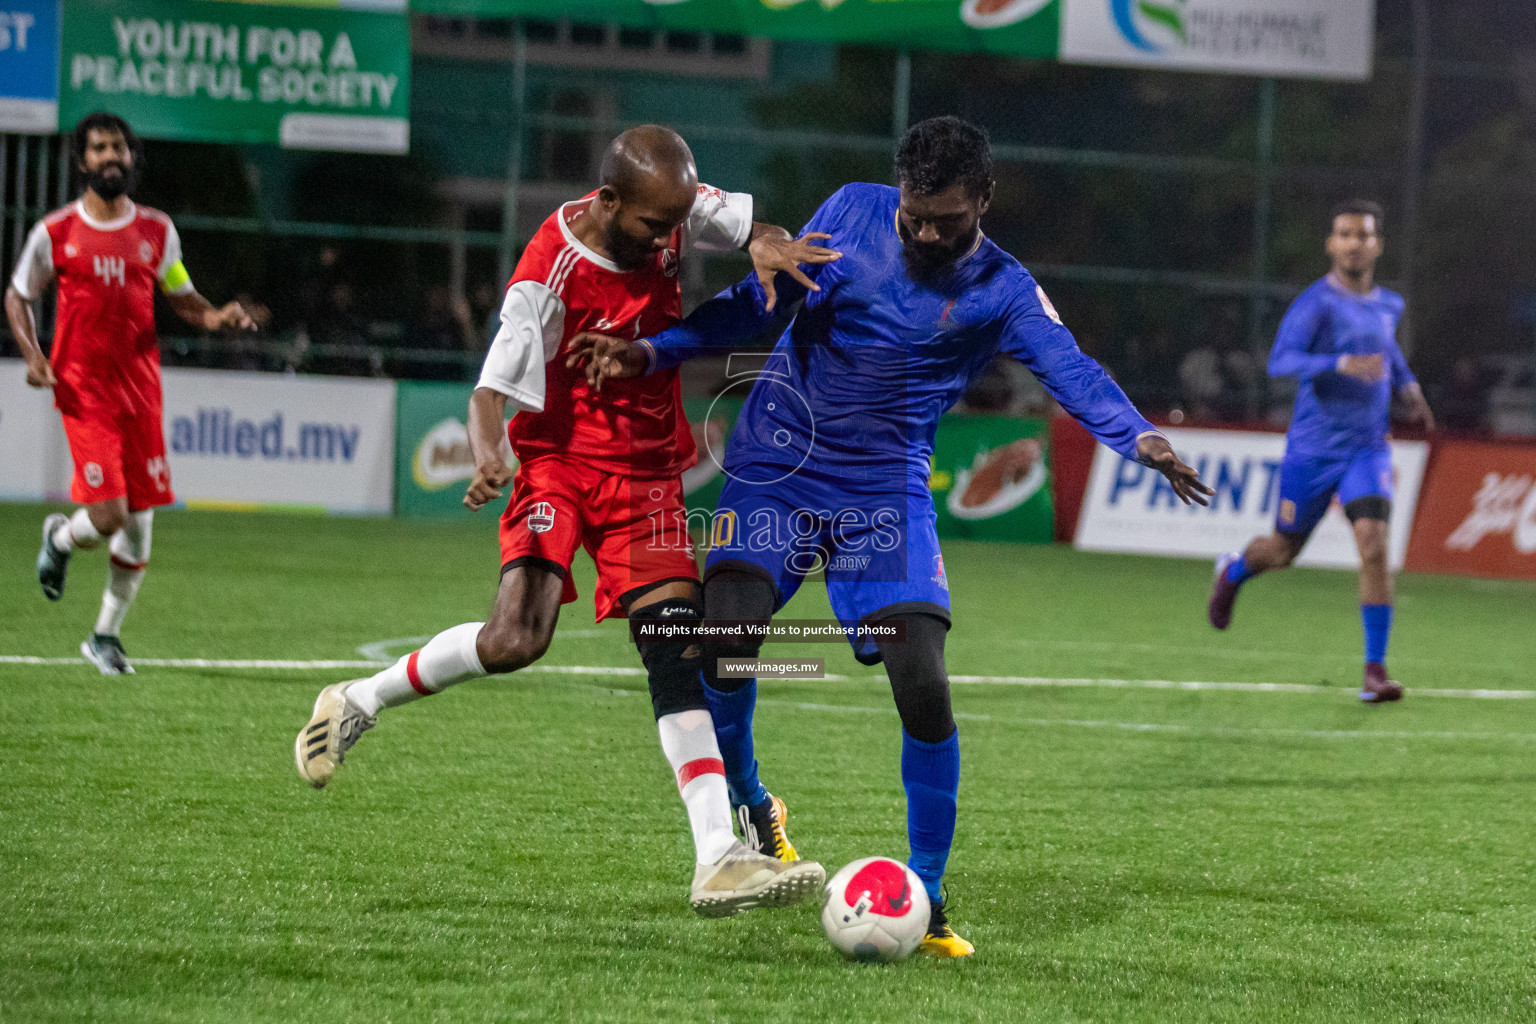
left=702, top=676, right=767, bottom=809
left=1362, top=604, right=1393, bottom=665
left=902, top=728, right=960, bottom=904
left=1225, top=554, right=1255, bottom=585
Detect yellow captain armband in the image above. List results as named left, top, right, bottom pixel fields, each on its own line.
left=160, top=260, right=192, bottom=294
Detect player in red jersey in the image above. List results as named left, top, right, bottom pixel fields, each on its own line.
left=296, top=126, right=839, bottom=916
left=12, top=112, right=254, bottom=675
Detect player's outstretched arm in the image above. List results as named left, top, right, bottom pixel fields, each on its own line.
left=5, top=284, right=55, bottom=388
left=464, top=387, right=513, bottom=511
left=167, top=289, right=257, bottom=334
left=999, top=279, right=1211, bottom=505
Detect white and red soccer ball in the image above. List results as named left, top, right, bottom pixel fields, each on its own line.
left=821, top=857, right=930, bottom=962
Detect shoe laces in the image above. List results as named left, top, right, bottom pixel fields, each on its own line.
left=929, top=884, right=953, bottom=934
left=335, top=705, right=375, bottom=756
left=735, top=805, right=760, bottom=852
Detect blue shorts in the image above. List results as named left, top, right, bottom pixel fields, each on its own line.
left=704, top=464, right=950, bottom=664
left=1275, top=446, right=1393, bottom=539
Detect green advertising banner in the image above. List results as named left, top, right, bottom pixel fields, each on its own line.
left=929, top=414, right=1052, bottom=543
left=60, top=0, right=410, bottom=152
left=395, top=380, right=483, bottom=517
left=412, top=0, right=1059, bottom=58
left=399, top=382, right=1049, bottom=544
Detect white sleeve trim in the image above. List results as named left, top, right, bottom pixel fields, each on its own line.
left=475, top=280, right=565, bottom=413
left=683, top=184, right=753, bottom=255
left=10, top=220, right=53, bottom=300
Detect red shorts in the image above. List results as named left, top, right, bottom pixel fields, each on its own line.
left=62, top=411, right=174, bottom=511
left=498, top=455, right=700, bottom=622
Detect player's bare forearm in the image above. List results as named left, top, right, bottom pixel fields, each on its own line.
left=6, top=285, right=54, bottom=387
left=465, top=387, right=513, bottom=511
left=167, top=289, right=256, bottom=334
left=748, top=222, right=791, bottom=245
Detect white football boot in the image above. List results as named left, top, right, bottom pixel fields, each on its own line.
left=295, top=682, right=376, bottom=788
left=689, top=841, right=826, bottom=918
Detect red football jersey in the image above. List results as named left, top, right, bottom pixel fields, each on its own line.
left=12, top=201, right=189, bottom=421
left=477, top=185, right=753, bottom=480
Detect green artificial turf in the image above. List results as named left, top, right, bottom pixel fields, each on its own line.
left=1, top=503, right=1533, bottom=1023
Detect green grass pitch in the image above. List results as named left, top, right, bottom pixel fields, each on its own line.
left=2, top=502, right=1534, bottom=1022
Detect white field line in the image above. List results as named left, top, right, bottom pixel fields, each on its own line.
left=999, top=636, right=1513, bottom=672
left=568, top=684, right=1536, bottom=743
left=0, top=656, right=1528, bottom=700
left=3, top=655, right=1530, bottom=741
left=353, top=629, right=624, bottom=663
left=948, top=674, right=1536, bottom=700
left=0, top=656, right=388, bottom=669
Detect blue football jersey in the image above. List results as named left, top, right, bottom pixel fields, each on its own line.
left=641, top=183, right=1156, bottom=480
left=1269, top=275, right=1415, bottom=459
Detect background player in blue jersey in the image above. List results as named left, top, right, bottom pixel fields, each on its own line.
left=1208, top=200, right=1434, bottom=703
left=572, top=117, right=1211, bottom=957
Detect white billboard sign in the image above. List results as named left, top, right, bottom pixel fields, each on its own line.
left=1074, top=427, right=1427, bottom=570
left=1060, top=0, right=1375, bottom=81
left=160, top=368, right=396, bottom=514
left=0, top=359, right=70, bottom=500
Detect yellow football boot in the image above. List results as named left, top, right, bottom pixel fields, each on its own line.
left=736, top=792, right=801, bottom=862
left=919, top=897, right=976, bottom=958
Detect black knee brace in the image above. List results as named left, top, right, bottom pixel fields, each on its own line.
left=875, top=612, right=956, bottom=744
left=630, top=598, right=708, bottom=720
left=699, top=569, right=777, bottom=693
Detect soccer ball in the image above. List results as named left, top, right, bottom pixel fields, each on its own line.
left=820, top=857, right=930, bottom=962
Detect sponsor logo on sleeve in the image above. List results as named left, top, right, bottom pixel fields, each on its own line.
left=1035, top=284, right=1063, bottom=325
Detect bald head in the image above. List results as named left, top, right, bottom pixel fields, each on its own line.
left=585, top=125, right=701, bottom=270
left=600, top=125, right=698, bottom=202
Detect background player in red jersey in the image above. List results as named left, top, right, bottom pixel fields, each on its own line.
left=11, top=112, right=255, bottom=675
left=296, top=125, right=839, bottom=917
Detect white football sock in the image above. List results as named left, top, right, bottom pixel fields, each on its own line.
left=93, top=511, right=151, bottom=636
left=346, top=622, right=486, bottom=716
left=658, top=709, right=737, bottom=864
left=94, top=561, right=146, bottom=636
left=56, top=508, right=102, bottom=552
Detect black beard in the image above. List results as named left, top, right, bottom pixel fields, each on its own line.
left=85, top=162, right=137, bottom=201
left=603, top=219, right=655, bottom=271
left=902, top=239, right=968, bottom=283
left=899, top=225, right=974, bottom=284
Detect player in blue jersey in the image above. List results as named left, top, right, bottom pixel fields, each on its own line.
left=1208, top=200, right=1434, bottom=702
left=572, top=117, right=1210, bottom=956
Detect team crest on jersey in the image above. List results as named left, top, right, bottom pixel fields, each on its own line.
left=661, top=248, right=679, bottom=278
left=932, top=554, right=949, bottom=590
left=64, top=244, right=77, bottom=258
left=527, top=501, right=556, bottom=534
left=139, top=240, right=154, bottom=263
left=84, top=462, right=104, bottom=488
